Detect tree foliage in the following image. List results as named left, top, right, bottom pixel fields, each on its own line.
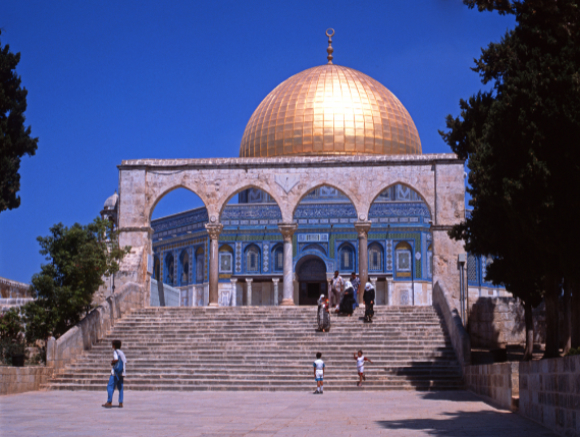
left=0, top=29, right=38, bottom=213
left=441, top=0, right=580, bottom=357
left=23, top=218, right=130, bottom=345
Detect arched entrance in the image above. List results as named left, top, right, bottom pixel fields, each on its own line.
left=296, top=255, right=327, bottom=305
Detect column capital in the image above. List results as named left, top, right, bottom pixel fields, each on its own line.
left=278, top=222, right=298, bottom=241
left=245, top=278, right=253, bottom=283
left=354, top=221, right=372, bottom=238
left=204, top=223, right=223, bottom=240
left=230, top=278, right=238, bottom=284
left=272, top=278, right=280, bottom=283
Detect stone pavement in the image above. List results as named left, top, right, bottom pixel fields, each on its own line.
left=0, top=390, right=556, bottom=437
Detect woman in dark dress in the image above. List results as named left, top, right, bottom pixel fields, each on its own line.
left=363, top=282, right=375, bottom=323
left=338, top=281, right=356, bottom=316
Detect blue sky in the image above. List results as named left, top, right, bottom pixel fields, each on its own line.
left=0, top=1, right=515, bottom=283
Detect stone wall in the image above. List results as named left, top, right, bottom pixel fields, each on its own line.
left=432, top=281, right=471, bottom=373
left=47, top=282, right=143, bottom=372
left=519, top=356, right=580, bottom=437
left=0, top=366, right=54, bottom=395
left=469, top=297, right=546, bottom=349
left=465, top=362, right=519, bottom=411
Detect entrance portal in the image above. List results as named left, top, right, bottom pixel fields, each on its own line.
left=296, top=256, right=327, bottom=305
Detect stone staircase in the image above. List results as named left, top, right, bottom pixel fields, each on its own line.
left=46, top=306, right=463, bottom=391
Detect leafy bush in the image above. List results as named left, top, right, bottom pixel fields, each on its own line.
left=567, top=347, right=580, bottom=356
left=0, top=308, right=26, bottom=365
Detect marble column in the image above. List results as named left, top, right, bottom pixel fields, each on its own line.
left=354, top=221, right=372, bottom=305
left=205, top=223, right=223, bottom=307
left=278, top=223, right=298, bottom=306
left=230, top=278, right=238, bottom=307
left=245, top=278, right=253, bottom=306
left=272, top=278, right=280, bottom=306
left=387, top=277, right=394, bottom=306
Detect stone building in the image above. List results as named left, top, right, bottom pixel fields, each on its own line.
left=114, top=34, right=498, bottom=320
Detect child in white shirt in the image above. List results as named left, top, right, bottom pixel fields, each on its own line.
left=354, top=350, right=372, bottom=387
left=313, top=352, right=325, bottom=394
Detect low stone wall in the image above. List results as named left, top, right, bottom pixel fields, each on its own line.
left=432, top=281, right=471, bottom=374
left=465, top=362, right=519, bottom=411
left=47, top=282, right=143, bottom=372
left=0, top=366, right=54, bottom=395
left=520, top=355, right=580, bottom=437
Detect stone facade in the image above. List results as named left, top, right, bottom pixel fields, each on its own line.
left=117, top=154, right=466, bottom=311
left=0, top=366, right=54, bottom=395
left=519, top=355, right=580, bottom=436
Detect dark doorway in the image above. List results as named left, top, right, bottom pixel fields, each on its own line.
left=296, top=256, right=327, bottom=305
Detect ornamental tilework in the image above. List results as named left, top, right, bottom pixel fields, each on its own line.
left=386, top=240, right=393, bottom=271
left=263, top=243, right=270, bottom=273
left=235, top=242, right=242, bottom=273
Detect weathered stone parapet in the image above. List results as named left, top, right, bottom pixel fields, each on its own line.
left=46, top=282, right=143, bottom=372
left=519, top=355, right=580, bottom=436
left=0, top=366, right=54, bottom=395
left=432, top=281, right=471, bottom=374
left=466, top=362, right=519, bottom=411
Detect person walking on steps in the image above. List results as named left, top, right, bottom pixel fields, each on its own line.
left=313, top=352, right=325, bottom=394
left=363, top=282, right=375, bottom=323
left=354, top=350, right=372, bottom=387
left=350, top=272, right=360, bottom=311
left=330, top=270, right=344, bottom=311
left=102, top=340, right=126, bottom=408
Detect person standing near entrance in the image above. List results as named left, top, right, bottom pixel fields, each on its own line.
left=350, top=272, right=360, bottom=310
left=330, top=270, right=344, bottom=310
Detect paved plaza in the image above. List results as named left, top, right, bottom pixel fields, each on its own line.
left=0, top=390, right=556, bottom=437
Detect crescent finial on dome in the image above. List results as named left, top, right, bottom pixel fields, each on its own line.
left=326, top=28, right=334, bottom=64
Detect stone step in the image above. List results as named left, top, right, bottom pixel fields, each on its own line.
left=47, top=306, right=462, bottom=392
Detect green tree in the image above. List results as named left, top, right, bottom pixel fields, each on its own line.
left=0, top=30, right=38, bottom=213
left=23, top=218, right=130, bottom=351
left=441, top=0, right=580, bottom=358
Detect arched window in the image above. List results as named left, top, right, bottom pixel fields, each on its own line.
left=245, top=244, right=261, bottom=273
left=427, top=244, right=433, bottom=278
left=272, top=244, right=284, bottom=272
left=219, top=244, right=233, bottom=273
left=338, top=243, right=355, bottom=272
left=395, top=242, right=412, bottom=273
left=195, top=246, right=204, bottom=284
left=164, top=252, right=174, bottom=285
left=368, top=242, right=384, bottom=272
left=178, top=250, right=189, bottom=286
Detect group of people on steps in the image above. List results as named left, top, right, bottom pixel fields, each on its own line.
left=330, top=270, right=375, bottom=322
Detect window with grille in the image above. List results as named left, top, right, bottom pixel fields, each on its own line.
left=196, top=251, right=204, bottom=283
left=339, top=245, right=354, bottom=271
left=427, top=250, right=433, bottom=278
left=368, top=243, right=383, bottom=271
left=273, top=246, right=284, bottom=271
left=467, top=254, right=478, bottom=284
left=396, top=250, right=411, bottom=271
left=219, top=252, right=232, bottom=273
left=246, top=246, right=260, bottom=273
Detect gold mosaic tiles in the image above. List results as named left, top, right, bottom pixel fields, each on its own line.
left=239, top=64, right=422, bottom=158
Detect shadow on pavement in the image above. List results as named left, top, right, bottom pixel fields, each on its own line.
left=376, top=410, right=558, bottom=437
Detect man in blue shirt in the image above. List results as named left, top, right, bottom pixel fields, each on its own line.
left=350, top=272, right=360, bottom=310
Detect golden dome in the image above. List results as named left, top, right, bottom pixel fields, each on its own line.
left=239, top=64, right=421, bottom=158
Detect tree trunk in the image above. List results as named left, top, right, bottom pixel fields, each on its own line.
left=523, top=299, right=534, bottom=361
left=563, top=278, right=572, bottom=355
left=543, top=276, right=561, bottom=359
left=572, top=278, right=580, bottom=349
